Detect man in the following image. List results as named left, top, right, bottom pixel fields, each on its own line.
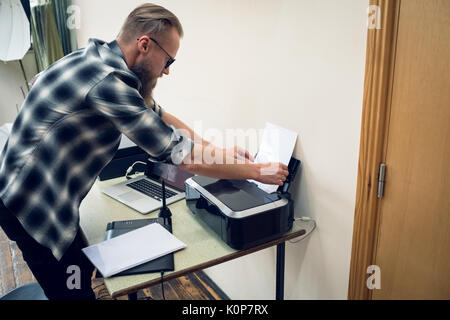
left=0, top=3, right=288, bottom=299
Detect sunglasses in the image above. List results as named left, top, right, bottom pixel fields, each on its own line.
left=137, top=37, right=175, bottom=69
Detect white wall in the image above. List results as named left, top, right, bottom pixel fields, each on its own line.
left=0, top=50, right=38, bottom=124
left=73, top=0, right=368, bottom=299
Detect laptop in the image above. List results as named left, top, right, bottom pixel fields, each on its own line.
left=101, top=161, right=194, bottom=214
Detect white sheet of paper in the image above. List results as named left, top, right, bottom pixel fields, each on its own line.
left=249, top=122, right=297, bottom=193
left=82, top=223, right=186, bottom=278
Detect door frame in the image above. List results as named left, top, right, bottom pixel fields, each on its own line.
left=348, top=0, right=401, bottom=300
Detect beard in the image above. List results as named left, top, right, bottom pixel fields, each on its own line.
left=130, top=60, right=158, bottom=105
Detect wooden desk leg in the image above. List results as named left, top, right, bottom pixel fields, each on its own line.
left=276, top=242, right=285, bottom=300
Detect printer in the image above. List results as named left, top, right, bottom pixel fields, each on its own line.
left=185, top=158, right=301, bottom=250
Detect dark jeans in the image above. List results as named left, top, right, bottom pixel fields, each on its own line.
left=0, top=199, right=96, bottom=300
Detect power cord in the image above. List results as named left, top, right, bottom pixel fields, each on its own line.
left=125, top=161, right=147, bottom=180
left=295, top=216, right=312, bottom=222
left=289, top=216, right=313, bottom=244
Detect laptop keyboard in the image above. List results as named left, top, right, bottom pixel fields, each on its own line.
left=126, top=179, right=177, bottom=201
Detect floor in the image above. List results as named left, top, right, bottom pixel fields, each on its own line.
left=0, top=226, right=229, bottom=300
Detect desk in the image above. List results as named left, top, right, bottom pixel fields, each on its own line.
left=79, top=177, right=315, bottom=299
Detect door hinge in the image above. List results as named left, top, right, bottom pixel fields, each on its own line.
left=377, top=163, right=386, bottom=199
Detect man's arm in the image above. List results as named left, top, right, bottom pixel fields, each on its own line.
left=86, top=74, right=187, bottom=164
left=179, top=143, right=289, bottom=186
left=160, top=112, right=286, bottom=184
left=161, top=111, right=212, bottom=147
left=161, top=111, right=255, bottom=162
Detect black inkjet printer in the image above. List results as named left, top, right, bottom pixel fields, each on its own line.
left=184, top=158, right=301, bottom=250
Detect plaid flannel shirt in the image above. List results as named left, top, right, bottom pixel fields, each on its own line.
left=0, top=39, right=193, bottom=260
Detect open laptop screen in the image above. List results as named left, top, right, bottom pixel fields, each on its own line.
left=145, top=161, right=194, bottom=191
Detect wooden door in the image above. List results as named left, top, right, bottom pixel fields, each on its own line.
left=372, top=0, right=450, bottom=299
left=349, top=0, right=450, bottom=299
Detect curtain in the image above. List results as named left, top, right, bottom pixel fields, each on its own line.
left=31, top=0, right=78, bottom=72
left=51, top=0, right=77, bottom=55
left=31, top=1, right=64, bottom=71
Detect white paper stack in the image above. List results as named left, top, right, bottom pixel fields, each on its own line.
left=82, top=223, right=186, bottom=278
left=249, top=122, right=297, bottom=194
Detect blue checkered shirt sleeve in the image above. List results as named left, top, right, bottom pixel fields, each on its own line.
left=86, top=72, right=193, bottom=165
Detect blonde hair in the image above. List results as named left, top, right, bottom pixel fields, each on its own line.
left=117, top=3, right=184, bottom=42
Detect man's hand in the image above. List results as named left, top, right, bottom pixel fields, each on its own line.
left=180, top=144, right=288, bottom=186
left=224, top=146, right=255, bottom=163
left=253, top=162, right=289, bottom=186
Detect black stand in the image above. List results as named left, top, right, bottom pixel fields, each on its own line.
left=276, top=242, right=285, bottom=300
left=158, top=179, right=172, bottom=227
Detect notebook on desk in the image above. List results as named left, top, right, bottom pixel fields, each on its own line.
left=104, top=218, right=175, bottom=277
left=84, top=218, right=185, bottom=278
